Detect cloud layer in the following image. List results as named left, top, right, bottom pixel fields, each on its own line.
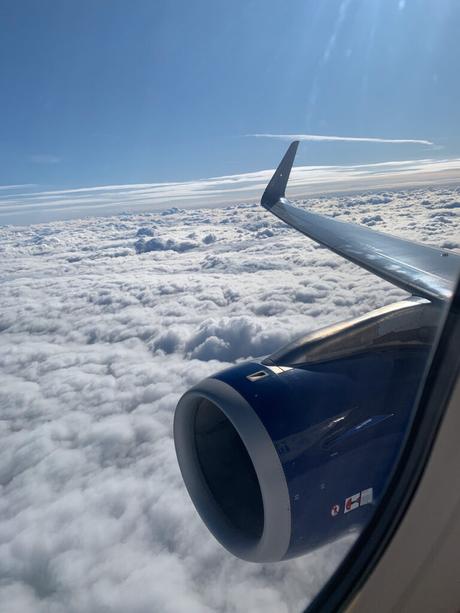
left=0, top=186, right=459, bottom=612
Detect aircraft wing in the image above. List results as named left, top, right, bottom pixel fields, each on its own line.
left=261, top=141, right=460, bottom=301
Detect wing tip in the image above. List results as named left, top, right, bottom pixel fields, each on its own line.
left=261, top=141, right=299, bottom=209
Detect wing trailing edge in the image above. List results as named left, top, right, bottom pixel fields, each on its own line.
left=261, top=142, right=460, bottom=301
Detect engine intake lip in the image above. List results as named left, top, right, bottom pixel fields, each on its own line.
left=174, top=376, right=291, bottom=562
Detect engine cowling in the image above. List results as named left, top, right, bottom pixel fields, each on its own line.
left=174, top=299, right=439, bottom=562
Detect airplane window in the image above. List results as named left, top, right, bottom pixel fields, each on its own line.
left=0, top=2, right=459, bottom=613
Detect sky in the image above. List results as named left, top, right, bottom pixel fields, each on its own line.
left=1, top=0, right=460, bottom=202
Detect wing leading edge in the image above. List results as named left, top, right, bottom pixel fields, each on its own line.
left=261, top=141, right=460, bottom=301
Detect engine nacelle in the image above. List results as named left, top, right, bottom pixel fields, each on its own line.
left=174, top=299, right=439, bottom=562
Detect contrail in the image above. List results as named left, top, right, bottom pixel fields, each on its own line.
left=249, top=133, right=434, bottom=146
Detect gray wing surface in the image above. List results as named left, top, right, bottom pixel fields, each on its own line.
left=261, top=141, right=460, bottom=301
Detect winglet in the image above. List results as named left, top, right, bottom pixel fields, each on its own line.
left=261, top=141, right=299, bottom=209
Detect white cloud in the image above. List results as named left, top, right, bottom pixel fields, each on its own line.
left=0, top=184, right=37, bottom=191
left=250, top=133, right=434, bottom=145
left=0, top=186, right=458, bottom=611
left=29, top=154, right=61, bottom=164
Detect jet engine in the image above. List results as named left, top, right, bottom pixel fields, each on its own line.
left=174, top=298, right=439, bottom=562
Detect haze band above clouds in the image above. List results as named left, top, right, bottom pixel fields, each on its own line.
left=1, top=156, right=459, bottom=226
left=250, top=133, right=435, bottom=146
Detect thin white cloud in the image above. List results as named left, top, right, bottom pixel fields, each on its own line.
left=30, top=154, right=61, bottom=164
left=0, top=184, right=37, bottom=190
left=250, top=133, right=435, bottom=145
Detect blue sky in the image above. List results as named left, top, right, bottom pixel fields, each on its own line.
left=1, top=0, right=459, bottom=192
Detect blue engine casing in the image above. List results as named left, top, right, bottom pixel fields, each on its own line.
left=174, top=300, right=438, bottom=562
